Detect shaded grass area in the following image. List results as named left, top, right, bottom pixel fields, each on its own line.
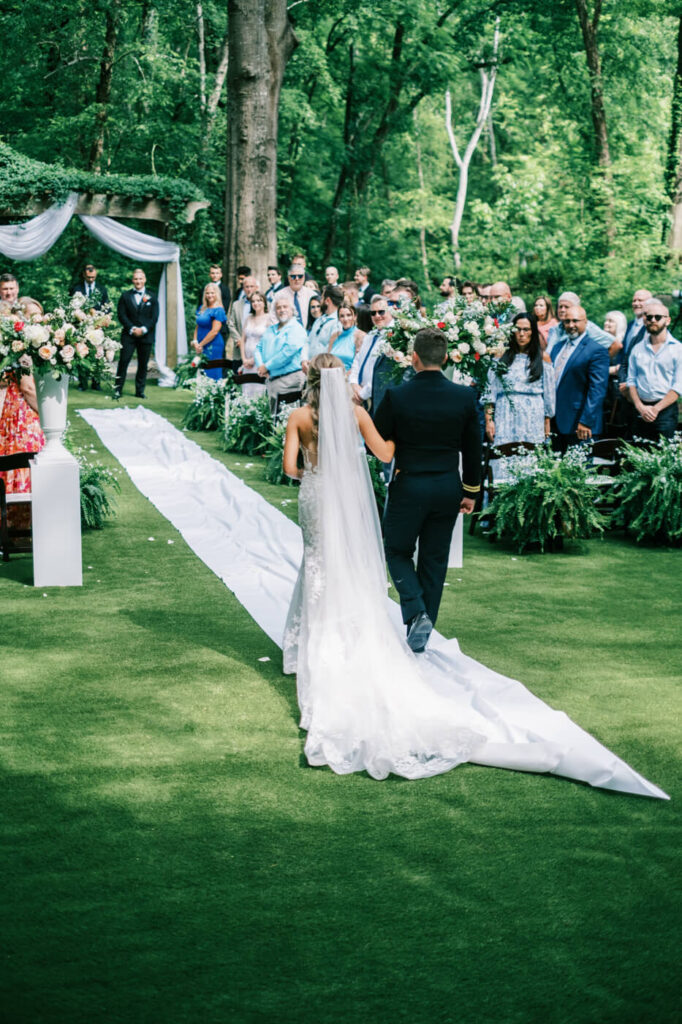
left=1, top=382, right=680, bottom=1024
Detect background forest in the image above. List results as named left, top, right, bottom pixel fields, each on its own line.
left=0, top=0, right=680, bottom=319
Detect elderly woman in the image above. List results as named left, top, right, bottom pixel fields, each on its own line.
left=192, top=283, right=227, bottom=379
left=483, top=313, right=555, bottom=477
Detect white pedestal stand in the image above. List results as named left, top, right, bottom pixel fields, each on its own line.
left=32, top=374, right=82, bottom=587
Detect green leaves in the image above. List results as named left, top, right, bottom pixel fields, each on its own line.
left=612, top=438, right=682, bottom=544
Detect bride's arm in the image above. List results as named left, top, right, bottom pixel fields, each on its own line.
left=354, top=407, right=395, bottom=463
left=283, top=409, right=303, bottom=480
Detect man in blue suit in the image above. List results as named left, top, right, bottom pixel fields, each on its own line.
left=550, top=305, right=610, bottom=452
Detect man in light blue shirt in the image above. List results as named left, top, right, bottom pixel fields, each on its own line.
left=547, top=291, right=614, bottom=355
left=255, top=295, right=307, bottom=414
left=626, top=299, right=682, bottom=440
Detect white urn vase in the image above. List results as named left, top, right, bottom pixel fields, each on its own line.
left=35, top=372, right=69, bottom=454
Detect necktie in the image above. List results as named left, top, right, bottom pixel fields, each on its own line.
left=293, top=292, right=302, bottom=324
left=553, top=339, right=575, bottom=385
left=358, top=332, right=379, bottom=385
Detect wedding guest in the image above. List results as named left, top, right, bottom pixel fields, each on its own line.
left=307, top=285, right=343, bottom=365
left=354, top=266, right=376, bottom=306
left=278, top=265, right=316, bottom=328
left=265, top=265, right=283, bottom=306
left=115, top=269, right=160, bottom=399
left=546, top=291, right=613, bottom=354
left=70, top=263, right=110, bottom=309
left=234, top=265, right=251, bottom=300
left=627, top=299, right=682, bottom=440
left=254, top=295, right=307, bottom=414
left=325, top=266, right=339, bottom=286
left=381, top=279, right=397, bottom=297
left=196, top=264, right=231, bottom=310
left=461, top=281, right=478, bottom=303
left=192, top=283, right=227, bottom=379
left=342, top=281, right=360, bottom=307
left=349, top=294, right=394, bottom=406
left=483, top=313, right=555, bottom=476
left=488, top=282, right=515, bottom=322
left=603, top=309, right=628, bottom=426
left=306, top=295, right=322, bottom=332
left=228, top=275, right=259, bottom=368
left=0, top=369, right=44, bottom=521
left=533, top=295, right=558, bottom=347
left=550, top=304, right=609, bottom=451
left=356, top=303, right=373, bottom=334
left=291, top=253, right=316, bottom=285
left=19, top=298, right=43, bottom=317
left=238, top=290, right=269, bottom=399
left=0, top=274, right=19, bottom=305
left=328, top=303, right=365, bottom=371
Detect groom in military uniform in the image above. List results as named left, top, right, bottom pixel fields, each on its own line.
left=373, top=327, right=481, bottom=653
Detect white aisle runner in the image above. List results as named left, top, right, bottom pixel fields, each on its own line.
left=80, top=406, right=668, bottom=800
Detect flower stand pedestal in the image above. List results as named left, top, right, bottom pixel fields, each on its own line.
left=31, top=374, right=83, bottom=587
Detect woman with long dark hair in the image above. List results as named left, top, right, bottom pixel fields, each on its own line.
left=483, top=312, right=555, bottom=453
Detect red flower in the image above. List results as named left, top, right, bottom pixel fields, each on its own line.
left=474, top=353, right=480, bottom=361
left=14, top=321, right=24, bottom=331
left=437, top=321, right=446, bottom=329
left=493, top=318, right=499, bottom=327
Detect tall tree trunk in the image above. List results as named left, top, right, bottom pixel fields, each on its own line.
left=413, top=107, right=430, bottom=287
left=88, top=0, right=122, bottom=172
left=666, top=14, right=682, bottom=248
left=224, top=0, right=297, bottom=288
left=574, top=0, right=611, bottom=169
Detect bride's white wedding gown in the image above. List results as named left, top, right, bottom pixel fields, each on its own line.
left=283, top=368, right=668, bottom=796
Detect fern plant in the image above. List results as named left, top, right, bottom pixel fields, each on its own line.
left=182, top=374, right=232, bottom=431
left=223, top=392, right=272, bottom=454
left=612, top=437, right=682, bottom=544
left=487, top=445, right=607, bottom=553
left=79, top=462, right=121, bottom=529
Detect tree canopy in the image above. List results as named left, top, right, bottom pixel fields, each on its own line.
left=0, top=0, right=678, bottom=316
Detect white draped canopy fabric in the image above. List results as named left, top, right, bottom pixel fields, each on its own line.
left=0, top=192, right=187, bottom=383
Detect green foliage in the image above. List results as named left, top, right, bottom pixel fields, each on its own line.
left=366, top=453, right=388, bottom=517
left=488, top=445, right=607, bottom=553
left=174, top=352, right=206, bottom=389
left=222, top=392, right=272, bottom=454
left=260, top=405, right=298, bottom=487
left=612, top=437, right=682, bottom=545
left=64, top=430, right=121, bottom=529
left=181, top=374, right=231, bottom=432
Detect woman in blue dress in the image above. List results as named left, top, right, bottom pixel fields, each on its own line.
left=483, top=312, right=555, bottom=478
left=327, top=303, right=366, bottom=371
left=192, top=283, right=227, bottom=379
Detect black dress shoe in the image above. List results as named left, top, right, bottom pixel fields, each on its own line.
left=406, top=611, right=433, bottom=653
left=135, top=392, right=146, bottom=399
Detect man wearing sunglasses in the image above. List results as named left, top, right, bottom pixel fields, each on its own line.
left=278, top=264, right=316, bottom=327
left=626, top=299, right=682, bottom=440
left=349, top=294, right=394, bottom=406
left=550, top=304, right=609, bottom=451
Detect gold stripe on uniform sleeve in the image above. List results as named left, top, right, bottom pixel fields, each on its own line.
left=463, top=483, right=480, bottom=493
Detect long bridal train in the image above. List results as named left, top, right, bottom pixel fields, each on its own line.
left=80, top=405, right=668, bottom=800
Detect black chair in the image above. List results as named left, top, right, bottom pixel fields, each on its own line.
left=0, top=452, right=36, bottom=561
left=272, top=390, right=303, bottom=420
left=470, top=441, right=538, bottom=536
left=588, top=437, right=625, bottom=520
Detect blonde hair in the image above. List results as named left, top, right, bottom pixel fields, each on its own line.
left=201, top=284, right=223, bottom=311
left=304, top=353, right=344, bottom=442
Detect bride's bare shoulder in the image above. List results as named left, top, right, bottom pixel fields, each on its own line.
left=288, top=405, right=312, bottom=425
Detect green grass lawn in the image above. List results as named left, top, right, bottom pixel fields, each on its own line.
left=1, top=381, right=680, bottom=1024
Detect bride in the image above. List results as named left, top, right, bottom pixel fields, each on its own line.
left=282, top=353, right=491, bottom=780
left=281, top=354, right=667, bottom=797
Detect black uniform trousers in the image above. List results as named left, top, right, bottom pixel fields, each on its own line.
left=383, top=469, right=462, bottom=626
left=116, top=335, right=153, bottom=396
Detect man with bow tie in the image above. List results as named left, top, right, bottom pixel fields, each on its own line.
left=115, top=268, right=160, bottom=399
left=70, top=263, right=110, bottom=310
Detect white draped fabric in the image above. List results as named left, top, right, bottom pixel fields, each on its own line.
left=0, top=192, right=79, bottom=258
left=79, top=405, right=668, bottom=800
left=0, top=192, right=187, bottom=384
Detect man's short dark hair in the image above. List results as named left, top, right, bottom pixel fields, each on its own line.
left=267, top=265, right=280, bottom=273
left=414, top=327, right=447, bottom=367
left=0, top=273, right=18, bottom=284
left=84, top=263, right=96, bottom=271
left=236, top=265, right=251, bottom=276
left=323, top=284, right=344, bottom=307
left=210, top=263, right=222, bottom=271
left=395, top=277, right=420, bottom=299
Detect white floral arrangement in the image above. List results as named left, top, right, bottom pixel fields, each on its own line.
left=0, top=294, right=120, bottom=383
